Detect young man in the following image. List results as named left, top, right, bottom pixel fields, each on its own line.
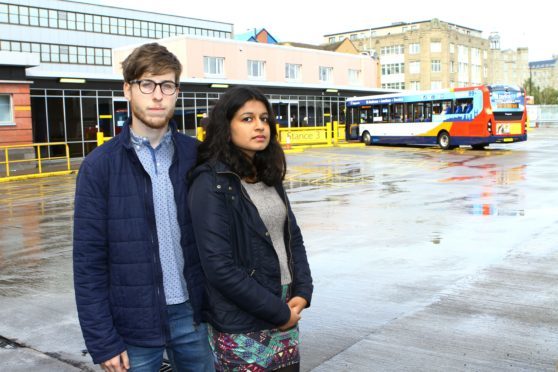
left=73, top=43, right=213, bottom=372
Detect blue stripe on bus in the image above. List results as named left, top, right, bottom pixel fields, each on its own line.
left=361, top=134, right=527, bottom=146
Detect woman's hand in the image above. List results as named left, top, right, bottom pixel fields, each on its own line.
left=278, top=306, right=301, bottom=331
left=287, top=296, right=308, bottom=315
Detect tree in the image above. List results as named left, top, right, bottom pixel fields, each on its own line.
left=523, top=78, right=558, bottom=104
left=539, top=87, right=558, bottom=104
left=523, top=78, right=539, bottom=102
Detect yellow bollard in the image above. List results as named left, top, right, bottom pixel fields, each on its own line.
left=285, top=133, right=292, bottom=149
left=96, top=131, right=105, bottom=146
left=333, top=121, right=339, bottom=145
left=196, top=127, right=205, bottom=141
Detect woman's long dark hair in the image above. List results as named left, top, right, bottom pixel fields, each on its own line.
left=196, top=86, right=286, bottom=186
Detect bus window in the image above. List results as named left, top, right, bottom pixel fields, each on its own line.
left=373, top=108, right=382, bottom=122
left=405, top=103, right=414, bottom=122
left=414, top=103, right=424, bottom=122
left=432, top=101, right=442, bottom=115
left=381, top=105, right=389, bottom=122
left=455, top=98, right=473, bottom=114
left=424, top=102, right=432, bottom=122
left=441, top=100, right=453, bottom=115
left=359, top=107, right=372, bottom=123
left=392, top=103, right=404, bottom=122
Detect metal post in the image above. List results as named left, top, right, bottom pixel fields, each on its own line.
left=65, top=144, right=71, bottom=171
left=37, top=144, right=42, bottom=174
left=4, top=148, right=9, bottom=177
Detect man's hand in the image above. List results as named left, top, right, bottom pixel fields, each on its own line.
left=100, top=351, right=129, bottom=372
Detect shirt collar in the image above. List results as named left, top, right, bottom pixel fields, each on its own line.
left=130, top=127, right=172, bottom=149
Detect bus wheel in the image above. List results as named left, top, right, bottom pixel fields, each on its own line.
left=471, top=143, right=488, bottom=150
left=362, top=131, right=372, bottom=145
left=437, top=131, right=452, bottom=150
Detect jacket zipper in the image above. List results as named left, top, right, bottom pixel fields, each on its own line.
left=216, top=170, right=294, bottom=282
left=139, top=155, right=168, bottom=344
left=281, top=187, right=295, bottom=284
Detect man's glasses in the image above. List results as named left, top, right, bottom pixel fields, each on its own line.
left=129, top=79, right=179, bottom=95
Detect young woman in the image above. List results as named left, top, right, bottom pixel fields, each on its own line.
left=188, top=86, right=313, bottom=371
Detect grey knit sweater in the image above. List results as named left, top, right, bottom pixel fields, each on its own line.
left=241, top=180, right=292, bottom=285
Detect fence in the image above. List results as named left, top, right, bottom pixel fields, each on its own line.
left=527, top=105, right=558, bottom=127
left=0, top=142, right=74, bottom=182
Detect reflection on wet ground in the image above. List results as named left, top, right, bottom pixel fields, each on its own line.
left=0, top=177, right=75, bottom=297
left=1, top=128, right=558, bottom=370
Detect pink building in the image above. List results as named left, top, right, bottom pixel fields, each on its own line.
left=114, top=35, right=379, bottom=94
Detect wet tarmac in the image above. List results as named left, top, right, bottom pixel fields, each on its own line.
left=1, top=128, right=557, bottom=371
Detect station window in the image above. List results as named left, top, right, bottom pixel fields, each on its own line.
left=319, top=66, right=333, bottom=83
left=0, top=94, right=13, bottom=125
left=247, top=60, right=265, bottom=79
left=204, top=56, right=225, bottom=76
left=285, top=63, right=301, bottom=81
left=348, top=69, right=361, bottom=85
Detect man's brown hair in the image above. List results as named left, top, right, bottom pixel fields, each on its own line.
left=121, top=42, right=182, bottom=83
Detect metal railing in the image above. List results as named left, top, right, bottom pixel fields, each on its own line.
left=98, top=123, right=361, bottom=152
left=0, top=142, right=74, bottom=182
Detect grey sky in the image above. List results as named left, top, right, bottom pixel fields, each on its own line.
left=99, top=0, right=555, bottom=61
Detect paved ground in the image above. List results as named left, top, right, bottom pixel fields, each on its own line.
left=1, top=128, right=557, bottom=371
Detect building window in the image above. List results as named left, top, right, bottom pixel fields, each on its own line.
left=0, top=4, right=8, bottom=23
left=409, top=43, right=420, bottom=54
left=381, top=63, right=405, bottom=75
left=431, top=81, right=442, bottom=90
left=450, top=61, right=455, bottom=73
left=381, top=45, right=404, bottom=55
left=450, top=43, right=455, bottom=53
left=381, top=82, right=405, bottom=89
left=204, top=56, right=224, bottom=76
left=430, top=41, right=441, bottom=53
left=0, top=94, right=13, bottom=125
left=319, top=66, right=333, bottom=83
left=410, top=81, right=420, bottom=91
left=350, top=34, right=357, bottom=40
left=431, top=60, right=441, bottom=72
left=0, top=4, right=230, bottom=41
left=285, top=63, right=301, bottom=81
left=247, top=60, right=265, bottom=79
left=410, top=61, right=420, bottom=74
left=348, top=69, right=361, bottom=85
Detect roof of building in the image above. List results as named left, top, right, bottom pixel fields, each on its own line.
left=280, top=38, right=360, bottom=54
left=234, top=28, right=278, bottom=44
left=324, top=19, right=481, bottom=37
left=529, top=59, right=557, bottom=69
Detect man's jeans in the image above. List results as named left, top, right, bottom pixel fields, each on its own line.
left=126, top=301, right=214, bottom=372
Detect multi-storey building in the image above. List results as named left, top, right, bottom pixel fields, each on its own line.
left=487, top=33, right=529, bottom=87
left=529, top=57, right=558, bottom=90
left=0, top=0, right=382, bottom=154
left=324, top=19, right=530, bottom=91
left=0, top=0, right=232, bottom=148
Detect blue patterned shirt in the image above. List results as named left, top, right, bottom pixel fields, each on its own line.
left=130, top=128, right=188, bottom=305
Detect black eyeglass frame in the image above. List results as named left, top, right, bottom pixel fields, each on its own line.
left=129, top=79, right=179, bottom=95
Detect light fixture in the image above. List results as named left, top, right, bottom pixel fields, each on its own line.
left=210, top=83, right=229, bottom=89
left=325, top=88, right=338, bottom=93
left=59, top=78, right=86, bottom=84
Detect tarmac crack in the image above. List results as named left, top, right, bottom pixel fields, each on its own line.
left=0, top=335, right=95, bottom=371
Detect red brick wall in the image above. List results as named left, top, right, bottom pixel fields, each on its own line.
left=0, top=83, right=32, bottom=146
